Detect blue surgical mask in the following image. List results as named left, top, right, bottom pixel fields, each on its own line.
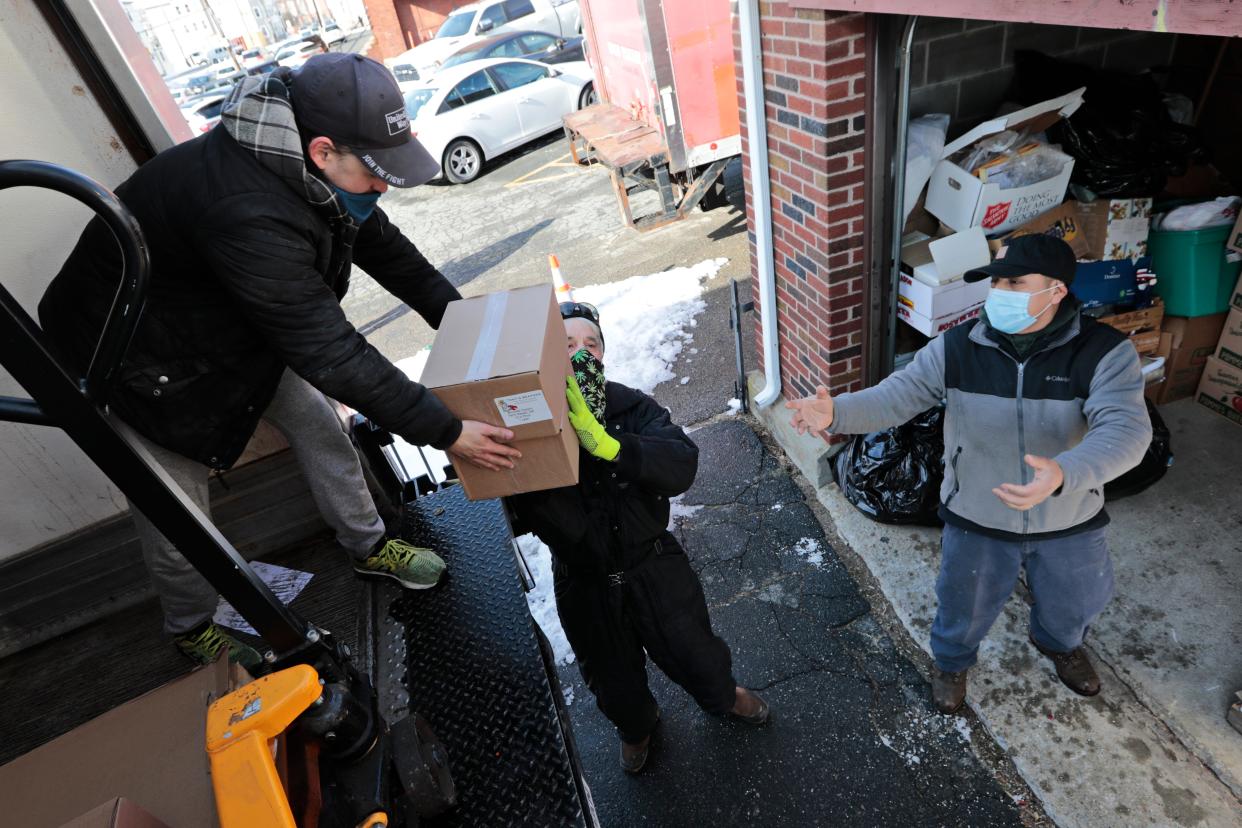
left=984, top=285, right=1057, bottom=334
left=332, top=186, right=381, bottom=223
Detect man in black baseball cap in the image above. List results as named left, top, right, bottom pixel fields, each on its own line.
left=294, top=52, right=439, bottom=191
left=788, top=229, right=1151, bottom=714
left=39, top=51, right=519, bottom=668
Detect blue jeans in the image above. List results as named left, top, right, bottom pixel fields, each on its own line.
left=930, top=523, right=1114, bottom=672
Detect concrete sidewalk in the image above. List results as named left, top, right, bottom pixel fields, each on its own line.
left=753, top=375, right=1242, bottom=828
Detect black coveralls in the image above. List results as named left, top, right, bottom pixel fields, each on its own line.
left=508, top=382, right=736, bottom=743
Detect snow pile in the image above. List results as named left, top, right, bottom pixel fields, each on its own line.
left=792, top=537, right=824, bottom=567
left=574, top=257, right=727, bottom=393
left=876, top=707, right=974, bottom=769
left=668, top=494, right=704, bottom=529
left=725, top=398, right=743, bottom=416
left=516, top=533, right=575, bottom=667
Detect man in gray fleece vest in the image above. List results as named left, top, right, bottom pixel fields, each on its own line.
left=787, top=234, right=1152, bottom=713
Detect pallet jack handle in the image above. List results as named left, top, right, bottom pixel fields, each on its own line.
left=0, top=160, right=457, bottom=824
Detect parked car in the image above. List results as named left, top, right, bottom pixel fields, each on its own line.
left=404, top=57, right=594, bottom=184
left=322, top=22, right=347, bottom=46
left=387, top=0, right=581, bottom=90
left=181, top=93, right=227, bottom=134
left=239, top=48, right=267, bottom=69
left=276, top=39, right=327, bottom=69
left=440, top=30, right=584, bottom=72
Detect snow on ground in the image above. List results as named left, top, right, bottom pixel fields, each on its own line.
left=725, top=398, right=743, bottom=416
left=793, top=537, right=824, bottom=567
left=574, top=257, right=727, bottom=393
left=876, top=707, right=974, bottom=769
left=668, top=494, right=704, bottom=529
left=517, top=532, right=576, bottom=667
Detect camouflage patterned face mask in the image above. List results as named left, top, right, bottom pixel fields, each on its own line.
left=571, top=348, right=607, bottom=422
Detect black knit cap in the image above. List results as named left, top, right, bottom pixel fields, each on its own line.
left=293, top=53, right=438, bottom=188
left=964, top=233, right=1077, bottom=285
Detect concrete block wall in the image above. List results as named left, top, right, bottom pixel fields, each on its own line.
left=909, top=18, right=1180, bottom=134
left=734, top=4, right=869, bottom=401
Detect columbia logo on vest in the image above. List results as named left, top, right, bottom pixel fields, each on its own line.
left=1045, top=375, right=1071, bottom=383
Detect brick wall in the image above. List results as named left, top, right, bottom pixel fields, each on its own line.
left=736, top=3, right=870, bottom=402
left=363, top=0, right=408, bottom=60
left=909, top=20, right=1180, bottom=133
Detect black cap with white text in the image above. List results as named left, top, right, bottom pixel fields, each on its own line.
left=964, top=234, right=1077, bottom=286
left=293, top=53, right=438, bottom=188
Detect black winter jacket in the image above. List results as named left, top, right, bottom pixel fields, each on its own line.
left=39, top=127, right=462, bottom=469
left=508, top=382, right=698, bottom=577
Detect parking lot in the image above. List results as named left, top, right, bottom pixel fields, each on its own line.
left=341, top=133, right=753, bottom=426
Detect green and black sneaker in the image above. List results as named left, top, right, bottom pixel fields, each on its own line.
left=355, top=538, right=446, bottom=590
left=174, top=621, right=262, bottom=671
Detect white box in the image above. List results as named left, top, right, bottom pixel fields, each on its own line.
left=926, top=88, right=1085, bottom=235
left=898, top=301, right=985, bottom=338
left=899, top=271, right=989, bottom=319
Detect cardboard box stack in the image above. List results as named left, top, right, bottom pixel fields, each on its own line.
left=1195, top=274, right=1242, bottom=425
left=898, top=227, right=991, bottom=337
left=421, top=284, right=578, bottom=500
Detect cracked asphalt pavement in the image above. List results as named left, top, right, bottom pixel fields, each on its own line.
left=559, top=419, right=1028, bottom=826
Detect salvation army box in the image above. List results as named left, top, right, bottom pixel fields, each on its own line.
left=421, top=283, right=578, bottom=500
left=926, top=88, right=1083, bottom=236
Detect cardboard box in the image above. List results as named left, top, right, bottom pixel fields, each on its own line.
left=1075, top=198, right=1153, bottom=261
left=1144, top=332, right=1174, bottom=403
left=1195, top=355, right=1242, bottom=426
left=1096, top=298, right=1164, bottom=337
left=1232, top=271, right=1242, bottom=312
left=1072, top=259, right=1138, bottom=309
left=62, top=799, right=170, bottom=828
left=897, top=301, right=984, bottom=337
left=991, top=200, right=1091, bottom=258
left=1215, top=307, right=1242, bottom=369
left=926, top=88, right=1083, bottom=235
left=421, top=284, right=577, bottom=500
left=898, top=271, right=989, bottom=320
left=1156, top=312, right=1229, bottom=404
left=0, top=658, right=242, bottom=827
left=1228, top=210, right=1242, bottom=254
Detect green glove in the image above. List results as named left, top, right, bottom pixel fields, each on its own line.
left=566, top=375, right=620, bottom=461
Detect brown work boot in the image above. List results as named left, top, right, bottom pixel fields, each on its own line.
left=1030, top=634, right=1101, bottom=697
left=729, top=687, right=771, bottom=725
left=931, top=666, right=968, bottom=714
left=620, top=734, right=652, bottom=774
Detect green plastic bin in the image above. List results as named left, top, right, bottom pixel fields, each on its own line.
left=1148, top=223, right=1242, bottom=317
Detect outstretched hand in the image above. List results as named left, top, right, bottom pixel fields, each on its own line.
left=785, top=385, right=835, bottom=443
left=993, top=454, right=1063, bottom=511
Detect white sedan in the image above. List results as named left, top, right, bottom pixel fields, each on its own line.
left=404, top=58, right=594, bottom=184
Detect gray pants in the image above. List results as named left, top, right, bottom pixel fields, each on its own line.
left=130, top=370, right=386, bottom=634
left=930, top=523, right=1114, bottom=672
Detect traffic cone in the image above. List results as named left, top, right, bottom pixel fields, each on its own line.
left=550, top=254, right=574, bottom=303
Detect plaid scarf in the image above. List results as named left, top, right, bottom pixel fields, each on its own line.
left=220, top=70, right=352, bottom=229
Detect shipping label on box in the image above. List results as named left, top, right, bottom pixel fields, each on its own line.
left=1196, top=355, right=1242, bottom=426
left=422, top=284, right=578, bottom=500
left=897, top=301, right=984, bottom=337
left=1215, top=307, right=1242, bottom=369
left=1075, top=198, right=1152, bottom=261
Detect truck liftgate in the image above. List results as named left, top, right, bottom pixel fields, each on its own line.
left=566, top=0, right=741, bottom=232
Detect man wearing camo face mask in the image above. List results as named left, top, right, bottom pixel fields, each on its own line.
left=506, top=301, right=770, bottom=776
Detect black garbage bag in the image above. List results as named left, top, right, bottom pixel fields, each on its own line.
left=832, top=405, right=945, bottom=526
left=1105, top=399, right=1173, bottom=500
left=1010, top=51, right=1207, bottom=197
